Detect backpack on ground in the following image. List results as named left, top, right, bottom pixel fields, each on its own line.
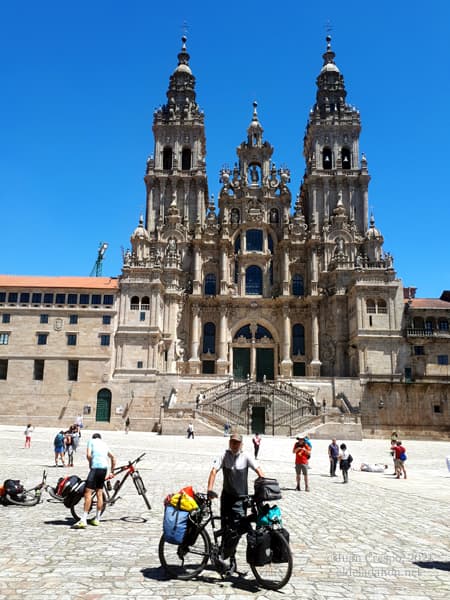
left=246, top=529, right=272, bottom=566
left=4, top=479, right=24, bottom=497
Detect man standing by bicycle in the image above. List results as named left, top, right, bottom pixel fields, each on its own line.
left=72, top=433, right=115, bottom=529
left=207, top=433, right=264, bottom=574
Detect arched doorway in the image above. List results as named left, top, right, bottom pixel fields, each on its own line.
left=232, top=323, right=276, bottom=381
left=96, top=388, right=112, bottom=422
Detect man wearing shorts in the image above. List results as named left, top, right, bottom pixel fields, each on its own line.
left=293, top=437, right=311, bottom=491
left=72, top=433, right=115, bottom=529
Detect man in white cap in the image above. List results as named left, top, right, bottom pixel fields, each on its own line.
left=207, top=433, right=264, bottom=574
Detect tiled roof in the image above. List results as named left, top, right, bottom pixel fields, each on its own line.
left=0, top=275, right=119, bottom=290
left=405, top=298, right=450, bottom=309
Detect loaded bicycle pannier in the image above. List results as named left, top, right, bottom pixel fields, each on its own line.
left=246, top=529, right=272, bottom=566
left=254, top=477, right=282, bottom=502
left=271, top=528, right=290, bottom=563
left=4, top=479, right=24, bottom=498
left=256, top=504, right=282, bottom=527
left=163, top=505, right=190, bottom=544
left=63, top=479, right=86, bottom=508
left=58, top=475, right=81, bottom=499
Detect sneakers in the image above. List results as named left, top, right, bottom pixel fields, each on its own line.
left=88, top=518, right=100, bottom=526
left=71, top=521, right=86, bottom=529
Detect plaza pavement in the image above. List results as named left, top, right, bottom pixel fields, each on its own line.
left=1, top=425, right=450, bottom=600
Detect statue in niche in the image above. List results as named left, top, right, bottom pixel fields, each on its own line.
left=231, top=208, right=240, bottom=224
left=174, top=338, right=186, bottom=360
left=250, top=165, right=259, bottom=184
left=270, top=208, right=279, bottom=223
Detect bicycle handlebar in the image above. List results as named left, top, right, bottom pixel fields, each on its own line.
left=112, top=453, right=147, bottom=474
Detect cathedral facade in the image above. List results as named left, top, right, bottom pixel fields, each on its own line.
left=1, top=37, right=449, bottom=436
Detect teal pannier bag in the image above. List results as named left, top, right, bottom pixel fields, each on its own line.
left=256, top=504, right=282, bottom=527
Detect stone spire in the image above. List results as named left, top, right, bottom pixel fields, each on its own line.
left=247, top=101, right=264, bottom=147
left=314, top=36, right=348, bottom=116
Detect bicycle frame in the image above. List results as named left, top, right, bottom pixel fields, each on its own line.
left=104, top=452, right=149, bottom=507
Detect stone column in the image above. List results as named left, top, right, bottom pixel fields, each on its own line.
left=188, top=304, right=201, bottom=374
left=193, top=245, right=201, bottom=294
left=280, top=305, right=293, bottom=377
left=220, top=244, right=228, bottom=294
left=309, top=304, right=322, bottom=376
left=282, top=248, right=290, bottom=295
left=216, top=306, right=229, bottom=375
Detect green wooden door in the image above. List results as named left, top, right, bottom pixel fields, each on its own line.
left=233, top=348, right=250, bottom=380
left=252, top=406, right=266, bottom=434
left=96, top=389, right=112, bottom=422
left=256, top=348, right=274, bottom=381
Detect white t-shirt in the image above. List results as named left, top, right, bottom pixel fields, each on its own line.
left=87, top=438, right=110, bottom=469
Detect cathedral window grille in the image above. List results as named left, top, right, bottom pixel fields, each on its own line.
left=425, top=318, right=435, bottom=331
left=438, top=355, right=449, bottom=365
left=269, top=261, right=273, bottom=286
left=204, top=273, right=217, bottom=296
left=439, top=319, right=449, bottom=331
left=246, top=229, right=263, bottom=252
left=68, top=360, right=78, bottom=381
left=2, top=314, right=10, bottom=323
left=8, top=292, right=18, bottom=303
left=163, top=147, right=173, bottom=170
left=181, top=148, right=191, bottom=170
left=292, top=274, right=304, bottom=297
left=292, top=324, right=305, bottom=356
left=0, top=359, right=7, bottom=379
left=366, top=299, right=376, bottom=314
left=234, top=258, right=239, bottom=284
left=234, top=325, right=252, bottom=340
left=323, top=148, right=332, bottom=170
left=341, top=147, right=351, bottom=170
left=20, top=292, right=30, bottom=303
left=255, top=325, right=273, bottom=339
left=141, top=296, right=150, bottom=310
left=203, top=322, right=216, bottom=354
left=32, top=293, right=42, bottom=303
left=245, top=265, right=262, bottom=295
left=131, top=296, right=140, bottom=310
left=413, top=317, right=424, bottom=329
left=33, top=359, right=44, bottom=381
left=377, top=299, right=387, bottom=314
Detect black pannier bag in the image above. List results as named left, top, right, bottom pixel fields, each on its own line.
left=4, top=480, right=24, bottom=497
left=246, top=529, right=272, bottom=566
left=271, top=528, right=290, bottom=563
left=59, top=475, right=82, bottom=499
left=254, top=477, right=282, bottom=502
left=63, top=480, right=86, bottom=508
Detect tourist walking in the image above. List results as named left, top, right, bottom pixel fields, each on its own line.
left=328, top=438, right=339, bottom=477
left=252, top=432, right=261, bottom=459
left=187, top=422, right=195, bottom=439
left=125, top=417, right=130, bottom=434
left=54, top=430, right=66, bottom=466
left=71, top=424, right=81, bottom=452
left=338, top=443, right=351, bottom=483
left=72, top=432, right=115, bottom=529
left=293, top=436, right=311, bottom=491
left=65, top=430, right=74, bottom=467
left=24, top=423, right=34, bottom=448
left=393, top=440, right=407, bottom=479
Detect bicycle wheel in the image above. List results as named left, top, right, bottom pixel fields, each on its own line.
left=132, top=472, right=151, bottom=510
left=158, top=527, right=210, bottom=580
left=70, top=490, right=106, bottom=521
left=250, top=530, right=293, bottom=590
left=46, top=486, right=63, bottom=501
left=5, top=491, right=40, bottom=507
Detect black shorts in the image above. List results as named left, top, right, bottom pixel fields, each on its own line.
left=85, top=468, right=107, bottom=490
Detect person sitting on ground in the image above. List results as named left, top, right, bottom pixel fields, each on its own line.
left=360, top=463, right=388, bottom=472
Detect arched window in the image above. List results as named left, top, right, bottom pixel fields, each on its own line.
left=255, top=325, right=273, bottom=339
left=141, top=296, right=150, bottom=310
left=377, top=299, right=387, bottom=314
left=323, top=148, right=332, bottom=170
left=234, top=258, right=239, bottom=284
left=131, top=296, right=139, bottom=310
left=246, top=229, right=263, bottom=251
left=234, top=325, right=252, bottom=340
left=204, top=273, right=217, bottom=296
left=163, top=147, right=172, bottom=170
left=413, top=317, right=424, bottom=329
left=245, top=266, right=262, bottom=295
left=292, top=274, right=304, bottom=297
left=366, top=299, right=376, bottom=314
left=203, top=322, right=216, bottom=354
left=342, top=147, right=351, bottom=170
left=425, top=318, right=435, bottom=331
left=181, top=148, right=191, bottom=170
left=292, top=324, right=305, bottom=356
left=439, top=319, right=449, bottom=331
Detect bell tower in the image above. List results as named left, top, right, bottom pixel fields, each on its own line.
left=144, top=36, right=209, bottom=233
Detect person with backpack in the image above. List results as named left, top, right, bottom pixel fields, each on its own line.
left=393, top=440, right=407, bottom=479
left=72, top=432, right=115, bottom=529
left=54, top=431, right=66, bottom=467
left=338, top=443, right=352, bottom=483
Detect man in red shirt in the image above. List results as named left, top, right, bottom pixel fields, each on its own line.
left=293, top=437, right=311, bottom=491
left=393, top=441, right=407, bottom=479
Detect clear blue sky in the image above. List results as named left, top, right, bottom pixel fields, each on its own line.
left=1, top=1, right=449, bottom=298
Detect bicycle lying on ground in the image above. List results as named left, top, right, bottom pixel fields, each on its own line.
left=0, top=470, right=48, bottom=507
left=158, top=491, right=293, bottom=590
left=70, top=453, right=151, bottom=520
